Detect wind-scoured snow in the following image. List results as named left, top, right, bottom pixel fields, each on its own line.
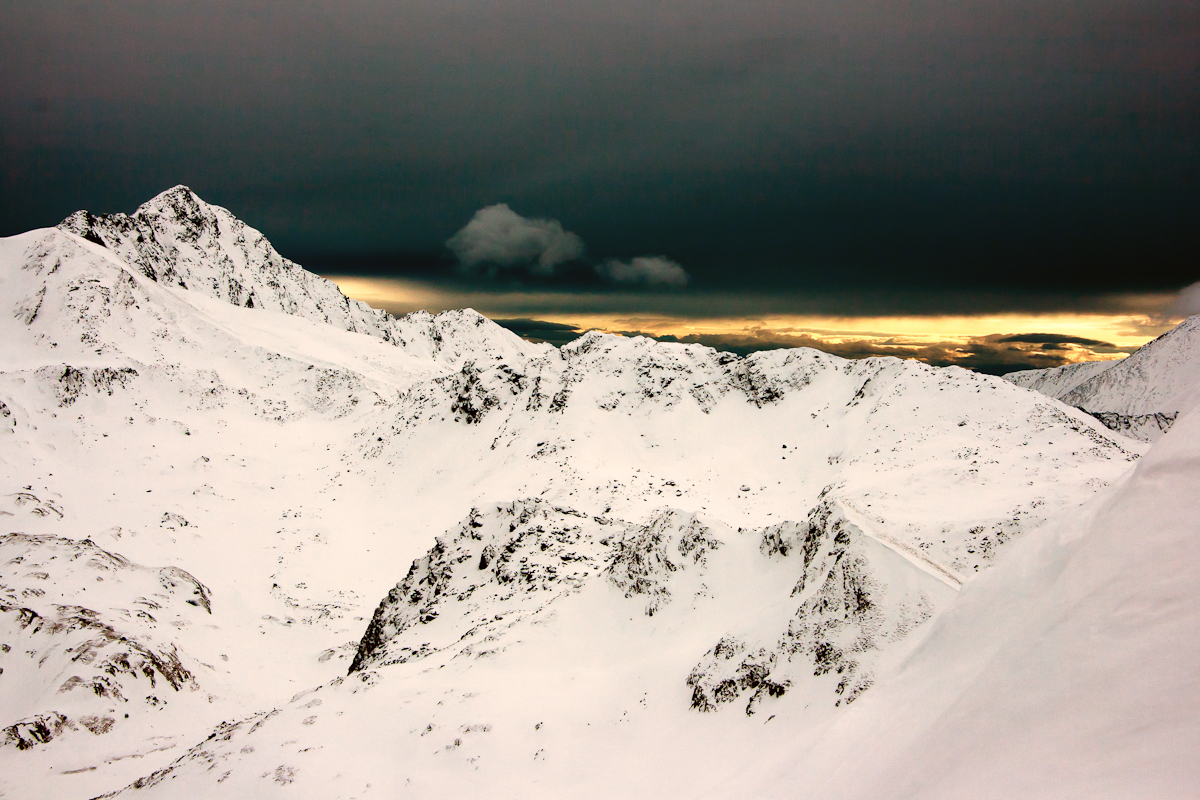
left=0, top=189, right=1192, bottom=798
left=0, top=531, right=210, bottom=750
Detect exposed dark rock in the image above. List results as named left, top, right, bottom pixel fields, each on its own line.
left=687, top=495, right=947, bottom=714
left=48, top=365, right=139, bottom=407
left=350, top=500, right=604, bottom=673
left=1087, top=410, right=1177, bottom=440
left=606, top=510, right=721, bottom=616
left=0, top=534, right=210, bottom=748
left=2, top=713, right=71, bottom=750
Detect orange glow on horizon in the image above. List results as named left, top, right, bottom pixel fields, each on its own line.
left=324, top=275, right=1183, bottom=368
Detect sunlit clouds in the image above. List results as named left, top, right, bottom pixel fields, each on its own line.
left=324, top=275, right=1190, bottom=374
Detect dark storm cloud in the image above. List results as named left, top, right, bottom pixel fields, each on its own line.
left=492, top=318, right=582, bottom=346
left=2, top=0, right=1197, bottom=297
left=993, top=333, right=1118, bottom=349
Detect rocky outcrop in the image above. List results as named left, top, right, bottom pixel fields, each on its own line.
left=47, top=365, right=139, bottom=407
left=687, top=495, right=953, bottom=715
left=350, top=500, right=609, bottom=673
left=350, top=503, right=731, bottom=674
left=352, top=496, right=954, bottom=719
left=2, top=713, right=71, bottom=750
left=0, top=534, right=210, bottom=749
left=606, top=510, right=722, bottom=616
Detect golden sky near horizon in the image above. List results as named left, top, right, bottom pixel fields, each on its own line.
left=325, top=275, right=1187, bottom=371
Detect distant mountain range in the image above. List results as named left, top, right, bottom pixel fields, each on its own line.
left=1004, top=316, right=1200, bottom=440
left=1, top=188, right=1196, bottom=799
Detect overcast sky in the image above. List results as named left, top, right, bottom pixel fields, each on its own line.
left=4, top=0, right=1197, bottom=294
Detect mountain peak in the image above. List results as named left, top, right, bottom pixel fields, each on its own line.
left=133, top=185, right=225, bottom=234
left=50, top=186, right=549, bottom=369
left=144, top=184, right=203, bottom=206
left=1005, top=314, right=1200, bottom=440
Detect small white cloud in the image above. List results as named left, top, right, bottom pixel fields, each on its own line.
left=1168, top=281, right=1200, bottom=319
left=446, top=204, right=585, bottom=274
left=596, top=256, right=690, bottom=287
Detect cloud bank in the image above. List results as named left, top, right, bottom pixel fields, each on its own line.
left=492, top=318, right=1133, bottom=374
left=447, top=206, right=691, bottom=287
left=1169, top=281, right=1200, bottom=319
left=596, top=257, right=690, bottom=287
left=612, top=330, right=1129, bottom=375
left=446, top=204, right=585, bottom=274
left=491, top=319, right=585, bottom=347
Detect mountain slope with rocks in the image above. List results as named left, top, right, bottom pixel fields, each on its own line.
left=736, top=385, right=1200, bottom=800
left=0, top=188, right=1190, bottom=799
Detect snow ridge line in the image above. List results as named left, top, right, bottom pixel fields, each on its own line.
left=837, top=500, right=964, bottom=589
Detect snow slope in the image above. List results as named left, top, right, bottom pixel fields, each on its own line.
left=1004, top=315, right=1200, bottom=441
left=736, top=385, right=1200, bottom=800
left=0, top=189, right=1166, bottom=799
left=1003, top=359, right=1116, bottom=399
left=1062, top=314, right=1200, bottom=414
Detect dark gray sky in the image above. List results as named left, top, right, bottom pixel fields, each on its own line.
left=3, top=0, right=1198, bottom=300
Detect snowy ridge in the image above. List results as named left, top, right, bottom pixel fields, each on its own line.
left=1004, top=315, right=1200, bottom=441
left=686, top=494, right=954, bottom=714
left=88, top=495, right=955, bottom=796
left=348, top=496, right=951, bottom=718
left=57, top=187, right=545, bottom=369
left=1003, top=359, right=1116, bottom=399
left=736, top=384, right=1200, bottom=800
left=349, top=500, right=609, bottom=674
left=1060, top=314, right=1200, bottom=416
left=0, top=188, right=1182, bottom=799
left=365, top=332, right=1139, bottom=580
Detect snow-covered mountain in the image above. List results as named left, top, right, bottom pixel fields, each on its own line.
left=1004, top=359, right=1116, bottom=400
left=55, top=186, right=541, bottom=366
left=737, top=381, right=1200, bottom=800
left=0, top=187, right=1191, bottom=799
left=1004, top=316, right=1200, bottom=441
left=0, top=530, right=210, bottom=751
